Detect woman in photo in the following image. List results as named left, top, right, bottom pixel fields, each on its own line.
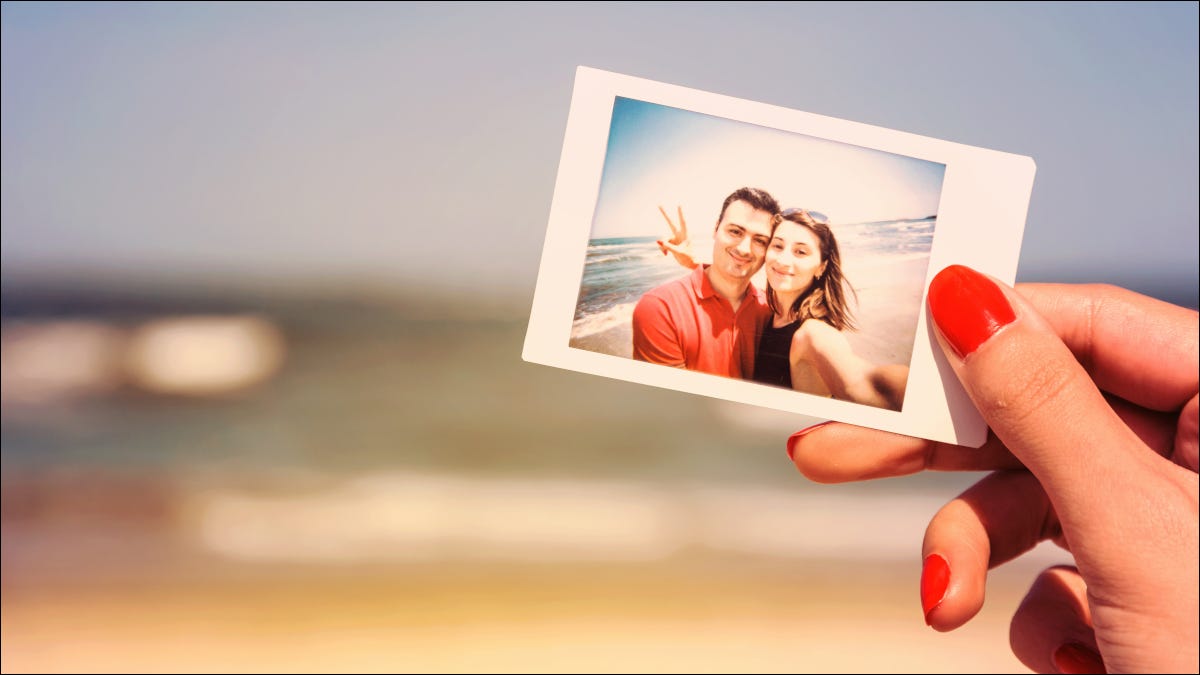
left=754, top=208, right=908, bottom=409
left=660, top=206, right=909, bottom=410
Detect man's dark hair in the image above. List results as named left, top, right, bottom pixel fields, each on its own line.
left=716, top=187, right=780, bottom=229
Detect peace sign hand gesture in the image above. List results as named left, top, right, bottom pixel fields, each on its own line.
left=657, top=205, right=698, bottom=270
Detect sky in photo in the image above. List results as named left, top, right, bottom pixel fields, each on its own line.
left=592, top=98, right=945, bottom=240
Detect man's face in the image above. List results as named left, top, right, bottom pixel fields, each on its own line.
left=711, top=200, right=774, bottom=283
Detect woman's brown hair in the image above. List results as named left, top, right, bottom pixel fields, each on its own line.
left=766, top=209, right=857, bottom=331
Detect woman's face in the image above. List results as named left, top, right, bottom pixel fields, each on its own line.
left=766, top=220, right=826, bottom=295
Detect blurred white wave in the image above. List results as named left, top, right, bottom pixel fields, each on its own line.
left=190, top=471, right=1074, bottom=568
left=1, top=315, right=285, bottom=403
left=0, top=321, right=126, bottom=404
left=125, top=316, right=285, bottom=396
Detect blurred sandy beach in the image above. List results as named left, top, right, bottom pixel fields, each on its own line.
left=842, top=255, right=929, bottom=366
left=3, top=558, right=1048, bottom=674
left=2, top=465, right=1071, bottom=674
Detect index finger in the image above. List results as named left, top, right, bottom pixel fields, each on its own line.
left=786, top=423, right=1022, bottom=483
left=787, top=372, right=1179, bottom=483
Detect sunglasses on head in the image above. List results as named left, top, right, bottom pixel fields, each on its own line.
left=780, top=208, right=829, bottom=225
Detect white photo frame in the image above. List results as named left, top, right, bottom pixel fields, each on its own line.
left=524, top=66, right=1035, bottom=447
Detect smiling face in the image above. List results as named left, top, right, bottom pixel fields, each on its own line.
left=766, top=219, right=827, bottom=295
left=710, top=199, right=774, bottom=283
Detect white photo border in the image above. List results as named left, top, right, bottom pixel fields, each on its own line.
left=524, top=66, right=1035, bottom=447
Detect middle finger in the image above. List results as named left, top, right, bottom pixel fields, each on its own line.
left=922, top=470, right=1058, bottom=632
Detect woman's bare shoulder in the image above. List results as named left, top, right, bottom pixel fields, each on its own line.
left=791, top=318, right=850, bottom=350
left=796, top=318, right=842, bottom=338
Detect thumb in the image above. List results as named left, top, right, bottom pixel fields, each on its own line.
left=926, top=266, right=1178, bottom=548
left=928, top=264, right=1198, bottom=673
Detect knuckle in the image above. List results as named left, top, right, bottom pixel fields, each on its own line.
left=975, top=354, right=1078, bottom=428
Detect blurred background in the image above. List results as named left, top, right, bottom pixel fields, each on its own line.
left=2, top=3, right=1196, bottom=673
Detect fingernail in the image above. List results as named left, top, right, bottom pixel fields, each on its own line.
left=1052, top=642, right=1105, bottom=674
left=921, top=553, right=950, bottom=625
left=927, top=265, right=1016, bottom=359
left=786, top=421, right=832, bottom=461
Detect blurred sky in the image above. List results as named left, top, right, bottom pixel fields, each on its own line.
left=2, top=2, right=1197, bottom=303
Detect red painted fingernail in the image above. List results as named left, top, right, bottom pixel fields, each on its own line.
left=786, top=421, right=832, bottom=461
left=921, top=553, right=950, bottom=625
left=1053, top=642, right=1105, bottom=674
left=927, top=265, right=1016, bottom=359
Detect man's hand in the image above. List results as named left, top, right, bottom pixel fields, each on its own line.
left=657, top=205, right=697, bottom=270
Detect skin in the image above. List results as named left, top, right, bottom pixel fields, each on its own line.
left=704, top=200, right=773, bottom=311
left=658, top=206, right=907, bottom=409
left=787, top=278, right=1200, bottom=674
left=768, top=220, right=906, bottom=409
left=788, top=319, right=907, bottom=408
left=765, top=221, right=825, bottom=296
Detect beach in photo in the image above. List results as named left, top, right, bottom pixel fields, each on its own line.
left=570, top=217, right=935, bottom=390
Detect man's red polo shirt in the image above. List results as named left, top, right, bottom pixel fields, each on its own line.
left=631, top=265, right=770, bottom=379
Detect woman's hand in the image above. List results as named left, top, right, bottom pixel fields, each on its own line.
left=657, top=205, right=698, bottom=270
left=786, top=268, right=1199, bottom=674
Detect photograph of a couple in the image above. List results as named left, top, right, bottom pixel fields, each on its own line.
left=569, top=97, right=945, bottom=413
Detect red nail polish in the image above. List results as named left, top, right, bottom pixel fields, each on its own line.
left=921, top=553, right=949, bottom=624
left=1053, top=642, right=1105, bottom=674
left=786, top=421, right=832, bottom=461
left=927, top=265, right=1016, bottom=359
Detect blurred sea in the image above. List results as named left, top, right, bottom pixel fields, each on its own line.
left=2, top=274, right=944, bottom=486
left=2, top=280, right=793, bottom=481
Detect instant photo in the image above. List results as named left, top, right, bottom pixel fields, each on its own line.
left=525, top=67, right=1035, bottom=447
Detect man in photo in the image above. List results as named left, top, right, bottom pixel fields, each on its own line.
left=631, top=187, right=779, bottom=377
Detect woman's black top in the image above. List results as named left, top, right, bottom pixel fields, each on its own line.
left=752, top=318, right=802, bottom=388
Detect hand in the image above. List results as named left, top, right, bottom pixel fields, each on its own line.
left=657, top=205, right=697, bottom=270
left=786, top=267, right=1199, bottom=674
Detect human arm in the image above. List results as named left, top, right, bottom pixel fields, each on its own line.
left=789, top=318, right=908, bottom=410
left=786, top=268, right=1199, bottom=673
